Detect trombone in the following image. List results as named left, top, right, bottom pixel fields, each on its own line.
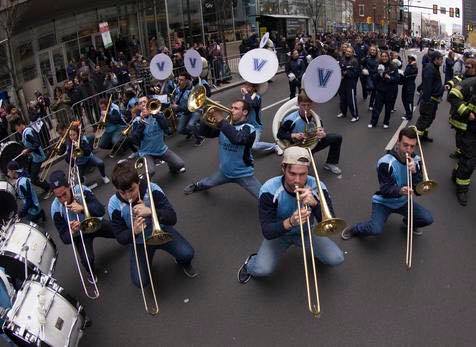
left=134, top=157, right=173, bottom=246
left=74, top=166, right=101, bottom=234
left=40, top=120, right=79, bottom=182
left=93, top=95, right=113, bottom=149
left=409, top=126, right=438, bottom=195
left=188, top=85, right=232, bottom=129
left=294, top=148, right=346, bottom=316
left=64, top=194, right=100, bottom=299
left=405, top=153, right=414, bottom=269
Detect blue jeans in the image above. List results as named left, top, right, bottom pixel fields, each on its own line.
left=196, top=171, right=262, bottom=199
left=128, top=226, right=194, bottom=288
left=247, top=234, right=344, bottom=277
left=177, top=111, right=201, bottom=138
left=252, top=129, right=277, bottom=153
left=353, top=202, right=434, bottom=236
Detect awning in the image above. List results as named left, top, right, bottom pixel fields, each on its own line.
left=259, top=14, right=310, bottom=20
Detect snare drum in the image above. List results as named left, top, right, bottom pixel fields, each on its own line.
left=0, top=222, right=57, bottom=281
left=0, top=180, right=17, bottom=223
left=0, top=141, right=28, bottom=175
left=3, top=274, right=87, bottom=347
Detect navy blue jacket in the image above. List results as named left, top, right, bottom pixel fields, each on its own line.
left=285, top=58, right=306, bottom=80
left=375, top=62, right=399, bottom=93
left=421, top=62, right=444, bottom=103
left=339, top=56, right=360, bottom=88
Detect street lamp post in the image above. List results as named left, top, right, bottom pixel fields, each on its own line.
left=373, top=4, right=376, bottom=32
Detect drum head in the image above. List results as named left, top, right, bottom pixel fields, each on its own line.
left=0, top=181, right=17, bottom=222
left=0, top=141, right=28, bottom=175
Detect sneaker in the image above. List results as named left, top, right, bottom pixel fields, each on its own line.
left=323, top=163, right=342, bottom=175
left=42, top=190, right=53, bottom=200
left=336, top=113, right=345, bottom=118
left=350, top=117, right=360, bottom=122
left=341, top=226, right=355, bottom=240
left=181, top=263, right=198, bottom=278
left=275, top=146, right=284, bottom=156
left=237, top=253, right=256, bottom=284
left=87, top=272, right=98, bottom=285
left=128, top=152, right=137, bottom=159
left=184, top=183, right=199, bottom=195
left=383, top=124, right=389, bottom=129
left=456, top=191, right=468, bottom=206
left=368, top=124, right=374, bottom=128
left=185, top=133, right=193, bottom=140
left=391, top=109, right=396, bottom=113
left=401, top=225, right=424, bottom=236
left=401, top=116, right=408, bottom=120
left=102, top=176, right=110, bottom=184
left=368, top=106, right=373, bottom=111
left=178, top=167, right=186, bottom=173
left=194, top=137, right=205, bottom=147
left=155, top=160, right=165, bottom=166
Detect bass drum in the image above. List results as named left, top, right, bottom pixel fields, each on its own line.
left=0, top=222, right=57, bottom=281
left=0, top=180, right=17, bottom=223
left=272, top=97, right=322, bottom=150
left=0, top=141, right=29, bottom=175
left=3, top=274, right=87, bottom=347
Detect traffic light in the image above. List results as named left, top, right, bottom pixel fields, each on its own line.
left=449, top=8, right=454, bottom=17
left=432, top=5, right=438, bottom=14
left=468, top=24, right=474, bottom=32
left=455, top=8, right=460, bottom=18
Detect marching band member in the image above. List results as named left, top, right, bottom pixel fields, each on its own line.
left=341, top=127, right=433, bottom=240
left=6, top=160, right=46, bottom=223
left=108, top=159, right=197, bottom=287
left=362, top=45, right=380, bottom=111
left=98, top=98, right=128, bottom=151
left=172, top=72, right=203, bottom=145
left=13, top=117, right=52, bottom=198
left=414, top=51, right=444, bottom=142
left=131, top=96, right=186, bottom=176
left=448, top=76, right=476, bottom=206
left=368, top=51, right=399, bottom=128
left=277, top=92, right=343, bottom=175
left=401, top=54, right=418, bottom=121
left=337, top=46, right=360, bottom=122
left=286, top=49, right=306, bottom=99
left=183, top=99, right=262, bottom=198
left=237, top=146, right=344, bottom=283
left=49, top=170, right=115, bottom=283
left=66, top=124, right=110, bottom=184
left=241, top=82, right=282, bottom=155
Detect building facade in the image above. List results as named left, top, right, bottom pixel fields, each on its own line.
left=463, top=0, right=476, bottom=37
left=352, top=0, right=400, bottom=33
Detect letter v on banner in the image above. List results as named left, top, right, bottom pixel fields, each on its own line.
left=156, top=61, right=165, bottom=71
left=253, top=58, right=267, bottom=71
left=317, top=68, right=333, bottom=88
left=189, top=58, right=197, bottom=68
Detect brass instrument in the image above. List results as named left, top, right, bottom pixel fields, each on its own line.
left=74, top=167, right=101, bottom=234
left=129, top=198, right=159, bottom=315
left=93, top=95, right=113, bottom=149
left=405, top=153, right=414, bottom=269
left=163, top=107, right=177, bottom=133
left=134, top=157, right=173, bottom=246
left=409, top=126, right=438, bottom=195
left=40, top=120, right=79, bottom=182
left=307, top=148, right=346, bottom=236
left=147, top=99, right=161, bottom=115
left=295, top=186, right=321, bottom=317
left=300, top=111, right=319, bottom=149
left=188, top=85, right=232, bottom=129
left=63, top=195, right=100, bottom=299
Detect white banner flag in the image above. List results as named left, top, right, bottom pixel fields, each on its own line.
left=99, top=22, right=113, bottom=48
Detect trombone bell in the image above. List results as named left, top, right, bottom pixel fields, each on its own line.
left=415, top=180, right=437, bottom=195
left=147, top=100, right=161, bottom=115
left=80, top=217, right=101, bottom=234
left=316, top=218, right=347, bottom=236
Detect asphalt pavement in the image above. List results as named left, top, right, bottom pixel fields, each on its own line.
left=26, top=49, right=476, bottom=346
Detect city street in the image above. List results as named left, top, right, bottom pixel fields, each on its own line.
left=35, top=50, right=476, bottom=346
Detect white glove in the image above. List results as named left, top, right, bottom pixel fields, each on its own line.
left=392, top=58, right=402, bottom=67
left=377, top=64, right=385, bottom=76
left=362, top=68, right=369, bottom=76
left=306, top=55, right=312, bottom=64
left=288, top=73, right=296, bottom=82
left=398, top=69, right=404, bottom=76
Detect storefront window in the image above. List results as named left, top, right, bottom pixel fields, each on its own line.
left=14, top=39, right=36, bottom=83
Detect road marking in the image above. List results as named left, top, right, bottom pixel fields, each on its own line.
left=385, top=120, right=409, bottom=151
left=262, top=97, right=289, bottom=111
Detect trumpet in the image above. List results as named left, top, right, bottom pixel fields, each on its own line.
left=188, top=85, right=232, bottom=129
left=134, top=157, right=173, bottom=246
